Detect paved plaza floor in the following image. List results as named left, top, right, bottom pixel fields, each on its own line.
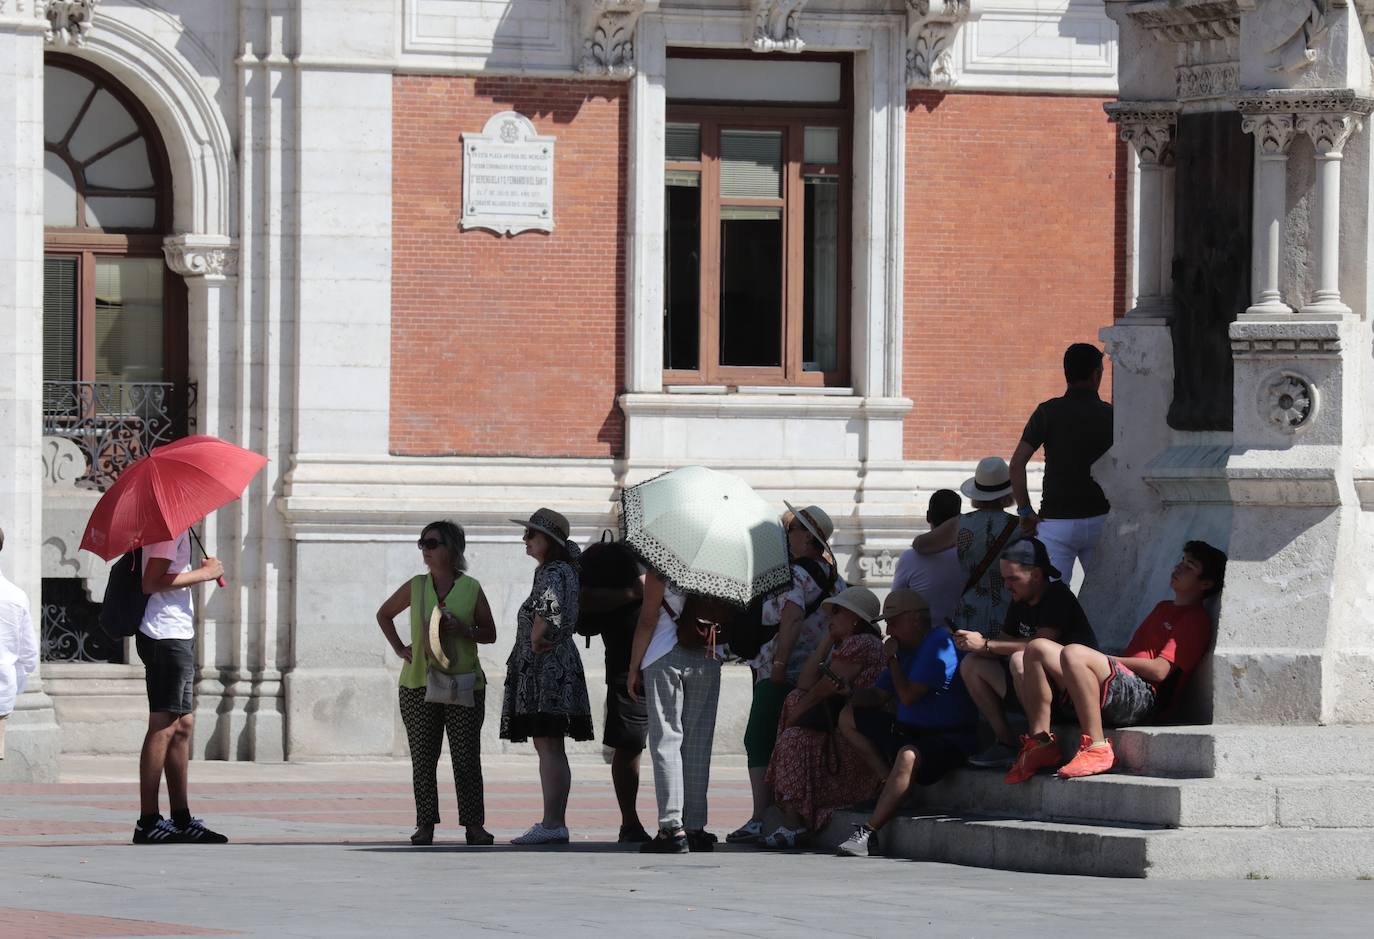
left=1, top=755, right=1370, bottom=938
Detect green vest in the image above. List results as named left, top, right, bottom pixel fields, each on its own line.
left=398, top=574, right=485, bottom=690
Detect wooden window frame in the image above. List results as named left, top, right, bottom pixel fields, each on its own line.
left=43, top=54, right=185, bottom=388
left=663, top=57, right=853, bottom=388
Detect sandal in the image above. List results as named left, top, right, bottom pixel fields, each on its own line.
left=762, top=825, right=810, bottom=849
left=410, top=823, right=435, bottom=846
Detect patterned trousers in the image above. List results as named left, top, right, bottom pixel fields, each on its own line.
left=644, top=644, right=722, bottom=832
left=398, top=684, right=486, bottom=827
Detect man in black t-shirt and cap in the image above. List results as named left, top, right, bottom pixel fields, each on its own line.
left=953, top=537, right=1098, bottom=771
left=1010, top=342, right=1113, bottom=587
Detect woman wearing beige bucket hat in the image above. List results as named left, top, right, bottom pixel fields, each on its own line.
left=912, top=456, right=1019, bottom=637
left=727, top=502, right=845, bottom=846
left=761, top=586, right=887, bottom=848
left=500, top=508, right=594, bottom=845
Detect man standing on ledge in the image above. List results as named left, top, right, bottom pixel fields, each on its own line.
left=1010, top=343, right=1114, bottom=587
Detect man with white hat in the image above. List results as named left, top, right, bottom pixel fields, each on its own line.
left=833, top=589, right=978, bottom=858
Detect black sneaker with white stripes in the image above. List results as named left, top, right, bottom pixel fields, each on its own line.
left=175, top=817, right=229, bottom=844
left=132, top=815, right=183, bottom=845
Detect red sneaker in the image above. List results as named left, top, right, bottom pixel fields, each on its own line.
left=1058, top=736, right=1115, bottom=778
left=1004, top=733, right=1060, bottom=784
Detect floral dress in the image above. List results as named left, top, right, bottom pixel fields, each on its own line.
left=499, top=546, right=594, bottom=743
left=951, top=509, right=1018, bottom=638
left=765, top=632, right=886, bottom=830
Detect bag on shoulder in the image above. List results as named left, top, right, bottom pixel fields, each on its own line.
left=726, top=557, right=838, bottom=661
left=98, top=548, right=149, bottom=641
left=425, top=669, right=477, bottom=707
left=577, top=530, right=643, bottom=645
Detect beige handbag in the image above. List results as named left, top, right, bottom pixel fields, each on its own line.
left=423, top=604, right=478, bottom=706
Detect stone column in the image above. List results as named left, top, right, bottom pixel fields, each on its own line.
left=1238, top=111, right=1296, bottom=316
left=1296, top=110, right=1361, bottom=317
left=0, top=1, right=62, bottom=782
left=1106, top=103, right=1177, bottom=318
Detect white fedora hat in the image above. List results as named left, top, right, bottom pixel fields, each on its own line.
left=960, top=456, right=1013, bottom=502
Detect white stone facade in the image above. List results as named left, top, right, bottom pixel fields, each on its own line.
left=0, top=0, right=1115, bottom=775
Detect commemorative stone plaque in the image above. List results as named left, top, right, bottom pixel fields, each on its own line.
left=461, top=111, right=555, bottom=235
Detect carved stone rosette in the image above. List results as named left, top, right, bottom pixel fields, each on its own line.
left=1104, top=102, right=1178, bottom=166
left=578, top=0, right=655, bottom=79
left=750, top=0, right=808, bottom=53
left=163, top=236, right=239, bottom=280
left=906, top=0, right=973, bottom=89
left=1261, top=371, right=1317, bottom=432
left=43, top=0, right=99, bottom=47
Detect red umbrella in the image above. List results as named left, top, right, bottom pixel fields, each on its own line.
left=80, top=436, right=267, bottom=575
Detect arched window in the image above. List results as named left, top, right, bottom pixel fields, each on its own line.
left=42, top=55, right=189, bottom=490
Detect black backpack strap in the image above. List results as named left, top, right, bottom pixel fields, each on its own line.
left=795, top=557, right=838, bottom=618
left=963, top=518, right=1019, bottom=595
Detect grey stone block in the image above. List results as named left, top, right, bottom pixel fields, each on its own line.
left=1275, top=778, right=1374, bottom=828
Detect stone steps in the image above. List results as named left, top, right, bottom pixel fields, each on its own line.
left=815, top=810, right=1374, bottom=879
left=1109, top=724, right=1374, bottom=777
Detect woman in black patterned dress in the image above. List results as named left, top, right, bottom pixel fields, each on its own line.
left=500, top=508, right=593, bottom=845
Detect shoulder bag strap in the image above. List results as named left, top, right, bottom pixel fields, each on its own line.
left=962, top=518, right=1019, bottom=596
left=796, top=558, right=838, bottom=618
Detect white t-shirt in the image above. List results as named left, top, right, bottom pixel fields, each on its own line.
left=641, top=587, right=685, bottom=670
left=0, top=567, right=38, bottom=715
left=140, top=533, right=195, bottom=640
left=892, top=546, right=962, bottom=628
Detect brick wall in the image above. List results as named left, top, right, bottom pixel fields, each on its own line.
left=392, top=76, right=626, bottom=457
left=903, top=91, right=1127, bottom=463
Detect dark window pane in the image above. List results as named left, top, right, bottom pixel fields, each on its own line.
left=666, top=123, right=700, bottom=162
left=664, top=174, right=701, bottom=370
left=719, top=209, right=782, bottom=368
left=803, top=176, right=840, bottom=372
left=43, top=256, right=78, bottom=383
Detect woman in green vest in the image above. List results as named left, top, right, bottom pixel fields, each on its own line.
left=376, top=520, right=497, bottom=846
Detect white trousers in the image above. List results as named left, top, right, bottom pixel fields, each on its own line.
left=1036, top=514, right=1107, bottom=588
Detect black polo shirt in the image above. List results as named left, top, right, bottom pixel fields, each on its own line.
left=1000, top=580, right=1098, bottom=650
left=1021, top=386, right=1113, bottom=519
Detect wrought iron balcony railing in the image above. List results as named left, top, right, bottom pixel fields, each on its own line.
left=42, top=380, right=198, bottom=491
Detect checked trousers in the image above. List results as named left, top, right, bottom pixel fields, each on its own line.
left=644, top=644, right=722, bottom=832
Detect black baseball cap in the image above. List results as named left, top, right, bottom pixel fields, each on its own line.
left=1001, top=537, right=1061, bottom=580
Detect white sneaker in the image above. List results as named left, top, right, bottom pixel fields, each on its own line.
left=511, top=822, right=570, bottom=845
left=836, top=824, right=875, bottom=857
left=725, top=819, right=763, bottom=844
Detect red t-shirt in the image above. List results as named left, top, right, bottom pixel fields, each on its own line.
left=1121, top=601, right=1212, bottom=693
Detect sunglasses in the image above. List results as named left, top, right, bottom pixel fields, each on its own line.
left=417, top=538, right=444, bottom=550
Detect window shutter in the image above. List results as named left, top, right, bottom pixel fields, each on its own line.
left=43, top=257, right=78, bottom=383
left=720, top=130, right=782, bottom=199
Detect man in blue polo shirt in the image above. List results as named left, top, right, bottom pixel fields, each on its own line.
left=833, top=589, right=977, bottom=858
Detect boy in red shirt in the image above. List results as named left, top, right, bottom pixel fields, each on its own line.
left=1007, top=540, right=1226, bottom=782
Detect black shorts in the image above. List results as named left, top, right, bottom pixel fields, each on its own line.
left=852, top=707, right=976, bottom=785
left=603, top=674, right=647, bottom=751
left=135, top=633, right=195, bottom=715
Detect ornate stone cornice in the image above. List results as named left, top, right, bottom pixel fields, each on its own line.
left=578, top=1, right=656, bottom=79
left=750, top=0, right=807, bottom=53
left=1104, top=101, right=1179, bottom=165
left=1240, top=112, right=1297, bottom=155
left=163, top=235, right=239, bottom=280
left=906, top=0, right=974, bottom=90
left=1176, top=61, right=1238, bottom=101
left=42, top=0, right=98, bottom=47
left=1233, top=89, right=1374, bottom=115
left=1126, top=0, right=1244, bottom=43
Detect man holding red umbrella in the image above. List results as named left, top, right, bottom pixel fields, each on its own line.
left=80, top=434, right=267, bottom=846
left=132, top=529, right=227, bottom=845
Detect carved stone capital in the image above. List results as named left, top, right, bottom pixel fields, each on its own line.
left=906, top=0, right=974, bottom=89
left=578, top=1, right=656, bottom=79
left=1105, top=101, right=1178, bottom=166
left=1240, top=112, right=1297, bottom=156
left=42, top=0, right=99, bottom=48
left=1297, top=111, right=1362, bottom=157
left=1126, top=0, right=1243, bottom=44
left=162, top=235, right=239, bottom=279
left=750, top=0, right=807, bottom=54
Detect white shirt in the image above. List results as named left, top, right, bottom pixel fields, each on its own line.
left=0, top=566, right=39, bottom=715
left=892, top=547, right=963, bottom=628
left=641, top=587, right=686, bottom=669
left=140, top=533, right=195, bottom=640
left=752, top=560, right=846, bottom=684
